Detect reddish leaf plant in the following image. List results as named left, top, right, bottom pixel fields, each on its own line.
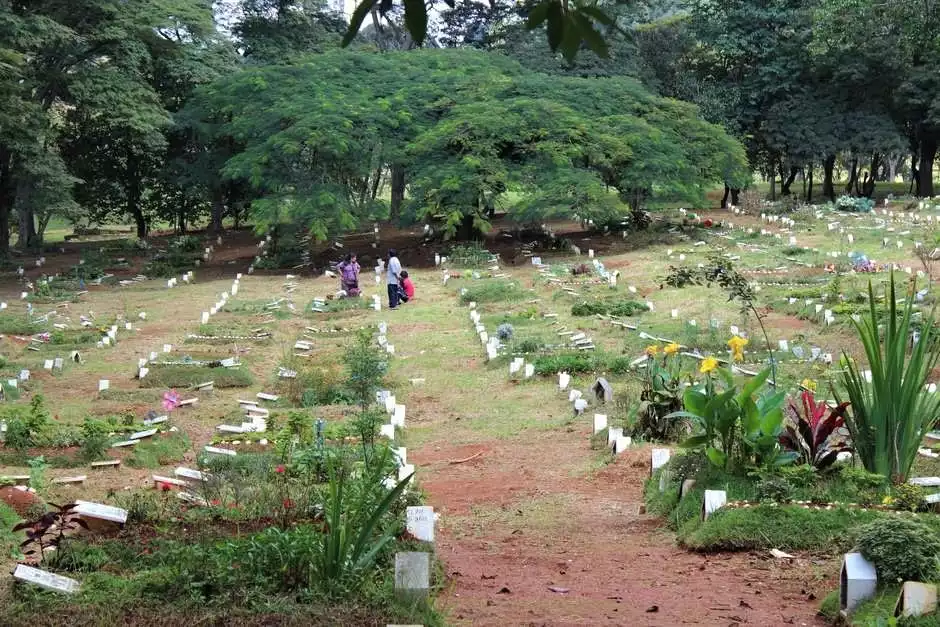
left=779, top=390, right=852, bottom=470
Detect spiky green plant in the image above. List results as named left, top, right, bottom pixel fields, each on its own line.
left=835, top=273, right=940, bottom=483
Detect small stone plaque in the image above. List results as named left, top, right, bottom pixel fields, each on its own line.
left=394, top=552, right=430, bottom=599
left=13, top=564, right=79, bottom=594
left=406, top=506, right=435, bottom=542
left=75, top=500, right=128, bottom=524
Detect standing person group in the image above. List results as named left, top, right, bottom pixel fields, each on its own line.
left=337, top=253, right=360, bottom=297
left=386, top=248, right=416, bottom=309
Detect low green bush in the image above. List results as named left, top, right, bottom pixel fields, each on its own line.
left=126, top=433, right=191, bottom=469
left=532, top=353, right=595, bottom=375
left=571, top=300, right=648, bottom=317
left=139, top=366, right=253, bottom=389
left=458, top=280, right=523, bottom=304
left=856, top=518, right=940, bottom=583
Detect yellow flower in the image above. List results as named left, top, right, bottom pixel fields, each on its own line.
left=801, top=378, right=817, bottom=392
left=700, top=357, right=719, bottom=374
left=727, top=336, right=748, bottom=362
left=882, top=495, right=895, bottom=507
left=645, top=345, right=660, bottom=357
left=664, top=342, right=680, bottom=356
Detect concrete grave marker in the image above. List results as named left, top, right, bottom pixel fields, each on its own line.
left=592, top=377, right=613, bottom=404
left=256, top=392, right=279, bottom=402
left=394, top=552, right=430, bottom=599
left=841, top=552, right=878, bottom=614
left=13, top=565, right=79, bottom=594
left=163, top=344, right=172, bottom=353
left=98, top=379, right=109, bottom=392
left=43, top=359, right=53, bottom=370
left=204, top=446, right=236, bottom=457
left=130, top=428, right=157, bottom=440
left=680, top=479, right=696, bottom=497
left=195, top=381, right=213, bottom=391
left=52, top=475, right=86, bottom=485
left=406, top=506, right=435, bottom=542
left=651, top=448, right=671, bottom=476
left=398, top=464, right=414, bottom=483
left=607, top=427, right=622, bottom=447
left=895, top=582, right=937, bottom=619
left=614, top=434, right=631, bottom=454
left=175, top=467, right=208, bottom=482
left=701, top=489, right=727, bottom=520
left=19, top=369, right=29, bottom=381
left=75, top=500, right=128, bottom=524
left=568, top=389, right=582, bottom=402
left=558, top=373, right=570, bottom=390
left=380, top=424, right=395, bottom=439
left=573, top=398, right=588, bottom=414
left=593, top=413, right=607, bottom=434
left=392, top=404, right=406, bottom=427
left=524, top=363, right=534, bottom=378
left=90, top=460, right=120, bottom=468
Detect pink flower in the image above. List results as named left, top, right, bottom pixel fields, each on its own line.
left=275, top=465, right=286, bottom=474
left=162, top=389, right=181, bottom=412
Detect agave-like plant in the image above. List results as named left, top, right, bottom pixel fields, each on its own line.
left=835, top=273, right=940, bottom=483
left=778, top=390, right=851, bottom=470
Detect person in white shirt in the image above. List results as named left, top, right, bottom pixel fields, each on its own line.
left=386, top=248, right=402, bottom=309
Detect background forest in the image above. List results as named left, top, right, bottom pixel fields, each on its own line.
left=0, top=0, right=938, bottom=250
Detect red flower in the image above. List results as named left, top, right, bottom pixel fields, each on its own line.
left=274, top=464, right=286, bottom=474
left=210, top=499, right=221, bottom=506
left=158, top=481, right=173, bottom=492
left=282, top=499, right=294, bottom=509
left=703, top=218, right=713, bottom=228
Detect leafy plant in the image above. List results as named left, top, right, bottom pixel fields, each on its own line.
left=778, top=391, right=852, bottom=470
left=343, top=329, right=388, bottom=407
left=315, top=448, right=412, bottom=588
left=856, top=518, right=940, bottom=583
left=14, top=502, right=89, bottom=560
left=80, top=418, right=110, bottom=462
left=532, top=352, right=595, bottom=374
left=458, top=280, right=523, bottom=304
left=756, top=476, right=793, bottom=503
left=835, top=273, right=940, bottom=483
left=496, top=323, right=514, bottom=341
left=886, top=483, right=926, bottom=512
left=672, top=367, right=794, bottom=471
left=635, top=349, right=689, bottom=440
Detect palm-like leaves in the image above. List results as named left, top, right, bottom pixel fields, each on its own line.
left=836, top=273, right=940, bottom=482
left=779, top=390, right=851, bottom=469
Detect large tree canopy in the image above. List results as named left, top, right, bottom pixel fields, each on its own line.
left=187, top=49, right=748, bottom=240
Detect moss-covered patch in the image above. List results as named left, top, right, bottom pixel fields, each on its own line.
left=139, top=366, right=253, bottom=389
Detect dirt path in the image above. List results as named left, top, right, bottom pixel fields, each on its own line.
left=389, top=274, right=831, bottom=626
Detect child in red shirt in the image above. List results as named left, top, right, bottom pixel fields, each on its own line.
left=400, top=270, right=415, bottom=302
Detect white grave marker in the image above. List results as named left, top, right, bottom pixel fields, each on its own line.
left=406, top=506, right=435, bottom=542
left=593, top=413, right=607, bottom=433
left=841, top=552, right=878, bottom=614
left=13, top=565, right=79, bottom=594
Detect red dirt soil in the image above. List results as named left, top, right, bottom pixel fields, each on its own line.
left=416, top=434, right=830, bottom=626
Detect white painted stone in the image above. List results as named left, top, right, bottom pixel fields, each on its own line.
left=614, top=435, right=631, bottom=454
left=406, top=506, right=435, bottom=542
left=702, top=489, right=727, bottom=520
left=129, top=428, right=157, bottom=440
left=204, top=446, right=236, bottom=457
left=380, top=424, right=395, bottom=439
left=651, top=448, right=671, bottom=474
left=394, top=552, right=430, bottom=598
left=98, top=379, right=109, bottom=392
left=895, top=582, right=937, bottom=618
left=607, top=426, right=622, bottom=446
left=559, top=373, right=570, bottom=390
left=13, top=565, right=79, bottom=594
left=841, top=552, right=878, bottom=614
left=392, top=404, right=406, bottom=427
left=593, top=413, right=607, bottom=434
left=75, top=500, right=128, bottom=524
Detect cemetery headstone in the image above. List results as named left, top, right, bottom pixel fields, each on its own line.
left=406, top=506, right=435, bottom=542
left=13, top=565, right=79, bottom=594
left=592, top=377, right=613, bottom=404
left=841, top=552, right=878, bottom=614
left=701, top=489, right=727, bottom=520
left=394, top=552, right=430, bottom=600
left=895, top=582, right=938, bottom=619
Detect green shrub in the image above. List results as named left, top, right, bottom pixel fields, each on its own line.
left=532, top=353, right=595, bottom=375
left=891, top=483, right=927, bottom=512
left=126, top=433, right=191, bottom=469
left=839, top=465, right=888, bottom=491
left=343, top=329, right=389, bottom=407
left=458, top=280, right=523, bottom=304
left=856, top=518, right=940, bottom=583
left=447, top=242, right=494, bottom=267
left=756, top=477, right=793, bottom=503
left=571, top=300, right=648, bottom=317
left=139, top=366, right=253, bottom=389
left=80, top=419, right=110, bottom=462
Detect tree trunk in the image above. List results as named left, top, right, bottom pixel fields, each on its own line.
left=390, top=164, right=405, bottom=221
left=730, top=188, right=740, bottom=205
left=822, top=155, right=836, bottom=201
left=769, top=162, right=777, bottom=201
left=780, top=165, right=798, bottom=196
left=845, top=158, right=859, bottom=194
left=860, top=153, right=880, bottom=197
left=918, top=136, right=937, bottom=198
left=806, top=162, right=814, bottom=202
left=0, top=147, right=13, bottom=257
left=721, top=184, right=730, bottom=209
left=126, top=150, right=147, bottom=238
left=210, top=187, right=224, bottom=234
left=16, top=205, right=35, bottom=251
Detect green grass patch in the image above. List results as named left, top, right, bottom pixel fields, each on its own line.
left=571, top=299, right=649, bottom=317
left=458, top=280, right=526, bottom=304
left=139, top=365, right=254, bottom=389
left=0, top=313, right=38, bottom=335
left=125, top=432, right=191, bottom=469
